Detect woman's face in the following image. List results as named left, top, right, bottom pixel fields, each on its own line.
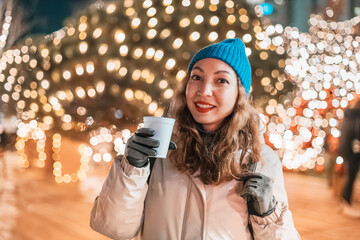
left=185, top=58, right=239, bottom=132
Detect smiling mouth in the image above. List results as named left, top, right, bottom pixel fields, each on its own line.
left=195, top=102, right=215, bottom=113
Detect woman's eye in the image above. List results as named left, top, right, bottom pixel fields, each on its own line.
left=218, top=78, right=229, bottom=84
left=191, top=75, right=201, bottom=81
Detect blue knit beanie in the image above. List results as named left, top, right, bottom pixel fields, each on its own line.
left=188, top=38, right=252, bottom=95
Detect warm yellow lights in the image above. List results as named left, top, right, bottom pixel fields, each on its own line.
left=98, top=43, right=108, bottom=55
left=79, top=32, right=87, bottom=40
left=119, top=67, right=128, bottom=77
left=135, top=90, right=144, bottom=100
left=209, top=4, right=217, bottom=11
left=77, top=106, right=87, bottom=115
left=159, top=80, right=168, bottom=89
left=226, top=30, right=236, bottom=39
left=225, top=0, right=234, bottom=8
left=125, top=8, right=135, bottom=17
left=78, top=23, right=87, bottom=32
left=62, top=114, right=72, bottom=123
left=172, top=38, right=183, bottom=49
left=179, top=18, right=191, bottom=28
left=17, top=100, right=25, bottom=109
left=239, top=15, right=249, bottom=23
left=43, top=103, right=52, bottom=112
left=146, top=73, right=155, bottom=84
left=50, top=135, right=89, bottom=183
left=242, top=33, right=252, bottom=43
left=163, top=0, right=172, bottom=5
left=227, top=15, right=236, bottom=25
left=131, top=18, right=141, bottom=29
left=154, top=50, right=164, bottom=61
left=260, top=51, right=269, bottom=60
left=29, top=59, right=37, bottom=68
left=208, top=32, right=218, bottom=41
left=141, top=69, right=150, bottom=79
left=133, top=48, right=143, bottom=59
left=75, top=64, right=84, bottom=75
left=132, top=69, right=141, bottom=81
left=54, top=54, right=63, bottom=63
left=165, top=6, right=174, bottom=14
left=124, top=89, right=134, bottom=101
left=143, top=0, right=153, bottom=8
left=143, top=95, right=152, bottom=104
left=165, top=58, right=176, bottom=69
left=41, top=48, right=49, bottom=58
left=5, top=0, right=358, bottom=178
left=148, top=102, right=158, bottom=114
left=182, top=0, right=190, bottom=7
left=163, top=89, right=174, bottom=99
left=194, top=15, right=204, bottom=24
left=106, top=59, right=121, bottom=72
left=43, top=116, right=53, bottom=125
left=148, top=18, right=158, bottom=28
left=261, top=77, right=271, bottom=86
left=160, top=29, right=171, bottom=39
left=147, top=29, right=157, bottom=39
left=195, top=0, right=205, bottom=9
left=75, top=87, right=86, bottom=99
left=190, top=31, right=200, bottom=41
left=96, top=81, right=105, bottom=93
left=145, top=48, right=155, bottom=59
left=209, top=16, right=219, bottom=26
left=106, top=3, right=117, bottom=14
left=62, top=70, right=71, bottom=80
left=176, top=70, right=186, bottom=81
left=114, top=30, right=126, bottom=43
left=93, top=28, right=102, bottom=39
left=86, top=61, right=95, bottom=74
left=254, top=25, right=262, bottom=33
left=79, top=16, right=87, bottom=23
left=147, top=7, right=156, bottom=17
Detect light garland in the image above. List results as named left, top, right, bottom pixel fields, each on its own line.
left=258, top=13, right=360, bottom=171
left=87, top=127, right=131, bottom=163
left=52, top=133, right=89, bottom=183
left=15, top=121, right=47, bottom=168
left=1, top=0, right=290, bottom=180
left=0, top=4, right=13, bottom=54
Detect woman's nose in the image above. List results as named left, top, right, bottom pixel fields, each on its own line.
left=197, top=82, right=213, bottom=96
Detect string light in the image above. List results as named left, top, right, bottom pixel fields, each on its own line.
left=261, top=14, right=360, bottom=171
left=0, top=0, right=316, bottom=181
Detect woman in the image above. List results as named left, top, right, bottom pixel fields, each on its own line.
left=90, top=38, right=300, bottom=239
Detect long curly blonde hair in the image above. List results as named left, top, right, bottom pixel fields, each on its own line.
left=168, top=74, right=261, bottom=185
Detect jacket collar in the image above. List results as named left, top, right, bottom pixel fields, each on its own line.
left=195, top=123, right=218, bottom=138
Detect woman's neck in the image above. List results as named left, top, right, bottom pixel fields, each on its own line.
left=195, top=123, right=218, bottom=137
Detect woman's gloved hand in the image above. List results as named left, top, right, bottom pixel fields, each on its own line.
left=238, top=172, right=277, bottom=217
left=125, top=128, right=159, bottom=168
left=125, top=128, right=177, bottom=168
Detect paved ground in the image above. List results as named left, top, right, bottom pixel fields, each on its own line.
left=1, top=151, right=360, bottom=240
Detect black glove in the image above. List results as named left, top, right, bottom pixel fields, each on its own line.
left=125, top=128, right=159, bottom=168
left=125, top=128, right=177, bottom=168
left=238, top=172, right=277, bottom=217
left=168, top=141, right=177, bottom=150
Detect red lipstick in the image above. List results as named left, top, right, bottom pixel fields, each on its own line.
left=195, top=101, right=215, bottom=113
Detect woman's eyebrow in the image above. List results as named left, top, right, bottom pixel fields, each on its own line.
left=214, top=70, right=232, bottom=76
left=192, top=66, right=204, bottom=72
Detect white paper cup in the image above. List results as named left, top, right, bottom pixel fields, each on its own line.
left=143, top=116, right=175, bottom=158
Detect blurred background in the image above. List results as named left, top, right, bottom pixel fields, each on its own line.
left=0, top=0, right=360, bottom=239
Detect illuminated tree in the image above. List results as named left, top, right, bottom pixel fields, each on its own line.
left=0, top=0, right=290, bottom=182
left=262, top=11, right=360, bottom=172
